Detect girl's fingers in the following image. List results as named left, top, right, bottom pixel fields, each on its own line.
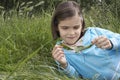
left=52, top=45, right=67, bottom=66
left=52, top=46, right=63, bottom=55
left=57, top=53, right=64, bottom=61
left=92, top=36, right=105, bottom=43
left=92, top=36, right=112, bottom=49
left=101, top=44, right=111, bottom=49
left=52, top=45, right=63, bottom=55
left=97, top=37, right=106, bottom=44
left=92, top=37, right=98, bottom=44
left=96, top=37, right=107, bottom=48
left=53, top=50, right=64, bottom=59
left=98, top=40, right=109, bottom=48
left=52, top=45, right=64, bottom=60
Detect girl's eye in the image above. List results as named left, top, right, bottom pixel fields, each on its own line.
left=62, top=27, right=68, bottom=30
left=74, top=26, right=80, bottom=29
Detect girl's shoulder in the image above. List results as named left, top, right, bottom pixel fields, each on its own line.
left=84, top=27, right=99, bottom=34
left=86, top=27, right=105, bottom=34
left=87, top=27, right=109, bottom=31
left=84, top=27, right=108, bottom=37
left=86, top=27, right=102, bottom=30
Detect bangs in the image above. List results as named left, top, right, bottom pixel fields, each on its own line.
left=55, top=8, right=76, bottom=21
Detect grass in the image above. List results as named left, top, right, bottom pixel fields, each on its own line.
left=84, top=6, right=120, bottom=32
left=0, top=7, right=120, bottom=80
left=0, top=13, right=84, bottom=80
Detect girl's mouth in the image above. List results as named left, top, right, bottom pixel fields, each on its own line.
left=67, top=36, right=76, bottom=39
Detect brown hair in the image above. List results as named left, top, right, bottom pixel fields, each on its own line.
left=51, top=1, right=85, bottom=40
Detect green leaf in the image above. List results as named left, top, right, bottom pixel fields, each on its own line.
left=75, top=44, right=93, bottom=53
left=60, top=43, right=72, bottom=50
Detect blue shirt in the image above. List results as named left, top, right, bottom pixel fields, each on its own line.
left=56, top=27, right=120, bottom=80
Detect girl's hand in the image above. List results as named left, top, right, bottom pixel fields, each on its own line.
left=92, top=36, right=112, bottom=49
left=52, top=45, right=67, bottom=68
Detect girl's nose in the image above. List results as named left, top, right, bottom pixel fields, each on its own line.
left=69, top=29, right=75, bottom=35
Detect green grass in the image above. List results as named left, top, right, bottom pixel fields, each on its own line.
left=0, top=13, right=84, bottom=80
left=0, top=8, right=120, bottom=80
left=84, top=6, right=120, bottom=32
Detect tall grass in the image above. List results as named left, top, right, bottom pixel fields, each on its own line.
left=84, top=4, right=120, bottom=33
left=0, top=13, right=77, bottom=80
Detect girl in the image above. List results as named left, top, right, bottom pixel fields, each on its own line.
left=51, top=1, right=120, bottom=80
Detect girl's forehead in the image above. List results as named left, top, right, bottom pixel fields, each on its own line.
left=58, top=14, right=82, bottom=27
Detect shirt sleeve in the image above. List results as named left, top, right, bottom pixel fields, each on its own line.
left=93, top=27, right=120, bottom=51
left=55, top=61, right=80, bottom=78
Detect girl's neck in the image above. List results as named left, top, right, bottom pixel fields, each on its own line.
left=63, top=41, right=77, bottom=49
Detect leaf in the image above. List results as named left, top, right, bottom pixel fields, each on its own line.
left=58, top=42, right=93, bottom=52
left=75, top=46, right=84, bottom=53
left=75, top=44, right=93, bottom=53
left=60, top=43, right=72, bottom=50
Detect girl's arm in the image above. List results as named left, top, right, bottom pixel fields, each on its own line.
left=52, top=45, right=80, bottom=78
left=56, top=61, right=80, bottom=78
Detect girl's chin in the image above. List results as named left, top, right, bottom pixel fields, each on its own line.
left=66, top=42, right=76, bottom=45
left=63, top=39, right=78, bottom=45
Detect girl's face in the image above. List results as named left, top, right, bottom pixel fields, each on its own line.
left=58, top=14, right=82, bottom=45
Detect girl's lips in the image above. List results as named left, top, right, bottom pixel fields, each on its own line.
left=67, top=37, right=76, bottom=39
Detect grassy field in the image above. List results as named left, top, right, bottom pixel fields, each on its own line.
left=0, top=8, right=120, bottom=80
left=0, top=13, right=81, bottom=80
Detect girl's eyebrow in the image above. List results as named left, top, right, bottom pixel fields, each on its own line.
left=73, top=24, right=80, bottom=27
left=60, top=24, right=80, bottom=27
left=60, top=25, right=69, bottom=27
